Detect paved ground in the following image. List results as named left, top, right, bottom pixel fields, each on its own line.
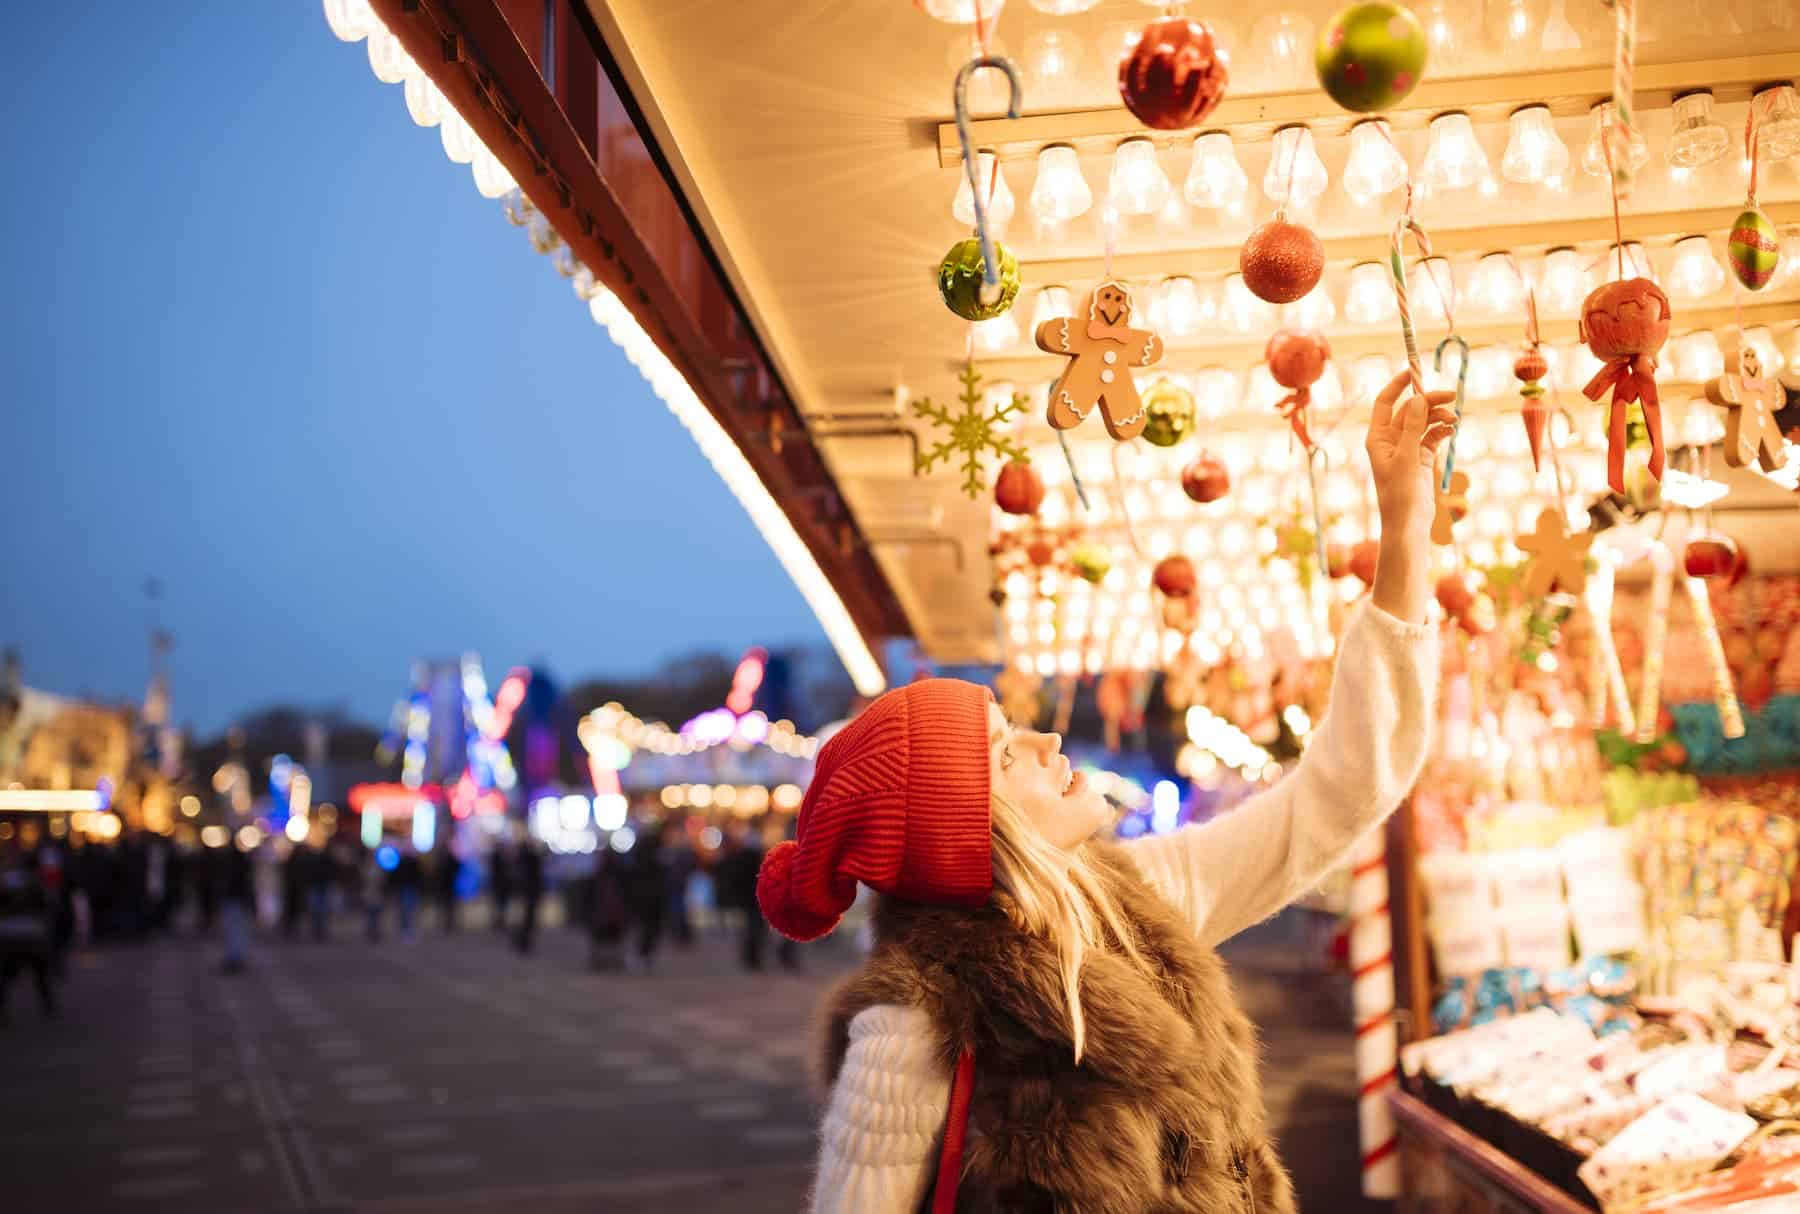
left=1, top=912, right=1382, bottom=1213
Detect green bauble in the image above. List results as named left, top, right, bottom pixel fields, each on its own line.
left=938, top=237, right=1021, bottom=321
left=1316, top=2, right=1428, bottom=114
left=1140, top=379, right=1197, bottom=448
left=1070, top=541, right=1113, bottom=585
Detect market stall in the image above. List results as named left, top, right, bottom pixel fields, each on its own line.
left=320, top=0, right=1800, bottom=1205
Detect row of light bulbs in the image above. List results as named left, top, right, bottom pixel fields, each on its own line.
left=971, top=238, right=1800, bottom=356
left=959, top=87, right=1800, bottom=231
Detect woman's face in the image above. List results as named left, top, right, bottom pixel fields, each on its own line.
left=987, top=702, right=1112, bottom=850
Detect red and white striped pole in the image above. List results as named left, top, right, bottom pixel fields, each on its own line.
left=1348, top=830, right=1399, bottom=1197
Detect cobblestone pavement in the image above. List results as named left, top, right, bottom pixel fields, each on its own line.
left=1, top=912, right=1382, bottom=1213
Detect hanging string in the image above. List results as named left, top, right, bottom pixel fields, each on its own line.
left=1277, top=124, right=1302, bottom=219
left=1058, top=430, right=1091, bottom=511
left=1109, top=443, right=1145, bottom=557
left=1747, top=88, right=1773, bottom=207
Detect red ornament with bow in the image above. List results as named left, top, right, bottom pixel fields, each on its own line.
left=1265, top=329, right=1330, bottom=450
left=1578, top=277, right=1670, bottom=495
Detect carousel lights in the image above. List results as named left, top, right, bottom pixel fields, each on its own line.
left=1185, top=132, right=1248, bottom=211
left=1341, top=119, right=1408, bottom=202
left=1263, top=125, right=1328, bottom=208
left=954, top=150, right=1015, bottom=231
left=1109, top=138, right=1172, bottom=215
left=1668, top=92, right=1730, bottom=168
left=1666, top=236, right=1725, bottom=301
left=365, top=25, right=416, bottom=85
left=1030, top=144, right=1091, bottom=224
left=1500, top=105, right=1570, bottom=184
left=404, top=74, right=447, bottom=128
left=1419, top=113, right=1490, bottom=192
left=1581, top=101, right=1649, bottom=177
left=439, top=107, right=477, bottom=165
left=323, top=0, right=377, bottom=41
left=1344, top=262, right=1397, bottom=325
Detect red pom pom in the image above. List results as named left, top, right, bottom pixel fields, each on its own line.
left=756, top=840, right=845, bottom=943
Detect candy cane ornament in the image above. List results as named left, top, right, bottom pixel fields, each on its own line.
left=1683, top=574, right=1747, bottom=740
left=1348, top=829, right=1399, bottom=1198
left=1634, top=541, right=1674, bottom=743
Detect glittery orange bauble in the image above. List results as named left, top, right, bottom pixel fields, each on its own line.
left=1240, top=219, right=1325, bottom=305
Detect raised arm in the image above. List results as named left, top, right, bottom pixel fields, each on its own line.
left=1125, top=370, right=1455, bottom=949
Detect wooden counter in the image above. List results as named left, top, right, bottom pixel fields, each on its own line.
left=1391, top=1089, right=1595, bottom=1214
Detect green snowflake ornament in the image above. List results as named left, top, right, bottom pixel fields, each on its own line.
left=914, top=364, right=1030, bottom=498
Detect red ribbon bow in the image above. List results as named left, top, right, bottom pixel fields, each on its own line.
left=1276, top=389, right=1315, bottom=451
left=1582, top=354, right=1664, bottom=495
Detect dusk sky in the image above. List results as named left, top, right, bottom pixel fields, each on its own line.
left=2, top=3, right=827, bottom=733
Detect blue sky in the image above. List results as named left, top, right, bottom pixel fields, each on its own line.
left=1, top=3, right=826, bottom=733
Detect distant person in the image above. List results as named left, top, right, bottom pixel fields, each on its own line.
left=663, top=823, right=695, bottom=951
left=281, top=843, right=309, bottom=940
left=433, top=848, right=460, bottom=933
left=625, top=827, right=668, bottom=973
left=764, top=816, right=802, bottom=972
left=488, top=842, right=514, bottom=933
left=713, top=822, right=765, bottom=971
left=218, top=842, right=254, bottom=975
left=514, top=840, right=544, bottom=955
left=393, top=849, right=422, bottom=940
left=587, top=845, right=628, bottom=971
left=359, top=849, right=387, bottom=943
left=0, top=860, right=56, bottom=1018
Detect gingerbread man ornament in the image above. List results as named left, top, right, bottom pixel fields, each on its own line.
left=1035, top=280, right=1164, bottom=440
left=1705, top=331, right=1788, bottom=473
left=1430, top=470, right=1469, bottom=547
left=1516, top=508, right=1593, bottom=598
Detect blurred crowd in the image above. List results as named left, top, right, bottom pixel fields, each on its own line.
left=0, top=811, right=804, bottom=1020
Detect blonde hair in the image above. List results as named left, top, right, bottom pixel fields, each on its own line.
left=988, top=794, right=1155, bottom=1062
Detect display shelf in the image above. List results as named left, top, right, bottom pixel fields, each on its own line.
left=1392, top=1089, right=1595, bottom=1214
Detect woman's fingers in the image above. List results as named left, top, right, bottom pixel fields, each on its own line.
left=1400, top=392, right=1462, bottom=444
left=1371, top=369, right=1416, bottom=429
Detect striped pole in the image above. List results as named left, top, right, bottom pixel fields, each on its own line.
left=1683, top=574, right=1747, bottom=740
left=1348, top=830, right=1400, bottom=1197
left=1607, top=0, right=1636, bottom=201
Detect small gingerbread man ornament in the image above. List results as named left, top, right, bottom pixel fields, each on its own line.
left=1516, top=507, right=1593, bottom=598
left=1035, top=280, right=1164, bottom=441
left=1705, top=330, right=1788, bottom=473
left=1430, top=470, right=1469, bottom=547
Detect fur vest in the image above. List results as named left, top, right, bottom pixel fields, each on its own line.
left=817, top=843, right=1297, bottom=1214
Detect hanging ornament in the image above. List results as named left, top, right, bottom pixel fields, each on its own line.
left=1514, top=344, right=1550, bottom=472
left=1578, top=277, right=1671, bottom=494
left=1681, top=572, right=1746, bottom=741
left=1728, top=208, right=1781, bottom=291
left=1265, top=329, right=1331, bottom=450
left=1348, top=539, right=1381, bottom=586
left=1069, top=541, right=1113, bottom=584
left=1430, top=470, right=1468, bottom=547
left=994, top=458, right=1046, bottom=516
left=1026, top=532, right=1060, bottom=567
left=1035, top=280, right=1165, bottom=440
left=1326, top=543, right=1355, bottom=579
left=1705, top=328, right=1788, bottom=473
left=1180, top=451, right=1231, bottom=502
left=939, top=236, right=1021, bottom=321
left=1683, top=535, right=1748, bottom=583
left=1516, top=507, right=1593, bottom=598
left=1152, top=554, right=1198, bottom=599
left=1118, top=18, right=1229, bottom=131
left=1141, top=379, right=1197, bottom=448
left=1315, top=2, right=1428, bottom=114
left=913, top=363, right=1030, bottom=497
left=1434, top=572, right=1474, bottom=620
left=1240, top=220, right=1325, bottom=305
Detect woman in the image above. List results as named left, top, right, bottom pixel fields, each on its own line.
left=758, top=372, right=1457, bottom=1214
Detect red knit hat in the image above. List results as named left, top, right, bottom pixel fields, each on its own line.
left=757, top=678, right=993, bottom=942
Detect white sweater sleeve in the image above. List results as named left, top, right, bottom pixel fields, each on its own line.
left=1126, top=599, right=1437, bottom=950
left=811, top=1004, right=952, bottom=1214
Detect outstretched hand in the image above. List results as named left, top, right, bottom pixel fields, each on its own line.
left=1363, top=370, right=1459, bottom=624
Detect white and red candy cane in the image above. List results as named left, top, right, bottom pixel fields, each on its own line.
left=1348, top=830, right=1399, bottom=1197
left=1683, top=573, right=1747, bottom=740
left=1634, top=542, right=1674, bottom=742
left=1605, top=0, right=1636, bottom=201
left=1387, top=215, right=1434, bottom=398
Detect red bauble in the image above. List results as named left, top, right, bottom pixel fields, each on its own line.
left=1435, top=573, right=1475, bottom=618
left=1118, top=18, right=1228, bottom=131
left=1513, top=348, right=1549, bottom=383
left=1684, top=536, right=1746, bottom=582
left=1348, top=540, right=1380, bottom=586
left=1153, top=554, right=1198, bottom=599
left=1265, top=329, right=1331, bottom=390
left=994, top=459, right=1045, bottom=516
left=1579, top=278, right=1671, bottom=360
left=1180, top=452, right=1230, bottom=503
left=1026, top=536, right=1058, bottom=567
left=1240, top=220, right=1325, bottom=305
left=1326, top=543, right=1353, bottom=579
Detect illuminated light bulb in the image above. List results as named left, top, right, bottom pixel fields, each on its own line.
left=403, top=74, right=447, bottom=128
left=1221, top=272, right=1276, bottom=333
left=366, top=26, right=416, bottom=84
left=1501, top=105, right=1570, bottom=184
left=1745, top=325, right=1786, bottom=375
left=1341, top=119, right=1408, bottom=201
left=1581, top=101, right=1649, bottom=177
left=953, top=151, right=1015, bottom=231
left=1029, top=144, right=1091, bottom=224
left=1469, top=251, right=1524, bottom=317
left=1344, top=261, right=1397, bottom=325
left=919, top=0, right=1006, bottom=22
left=1666, top=235, right=1725, bottom=301
left=1193, top=366, right=1243, bottom=417
left=1600, top=241, right=1656, bottom=284
left=1754, top=85, right=1800, bottom=162
left=1031, top=285, right=1073, bottom=332
left=1349, top=354, right=1395, bottom=402
left=1776, top=230, right=1800, bottom=287
left=1466, top=346, right=1514, bottom=399
left=1154, top=276, right=1211, bottom=340
left=1185, top=132, right=1249, bottom=210
left=324, top=0, right=377, bottom=43
left=1419, top=0, right=1457, bottom=59
left=1409, top=256, right=1456, bottom=327
left=1537, top=247, right=1592, bottom=314
left=1282, top=282, right=1336, bottom=330
left=1109, top=138, right=1171, bottom=215
left=1419, top=112, right=1490, bottom=191
left=1023, top=29, right=1084, bottom=100
left=471, top=141, right=517, bottom=200
left=1028, top=0, right=1098, bottom=13
left=972, top=309, right=1021, bottom=354
left=1559, top=341, right=1604, bottom=388
left=1251, top=12, right=1314, bottom=83
left=1263, top=125, right=1328, bottom=208
left=440, top=107, right=477, bottom=164
left=1668, top=92, right=1729, bottom=168
left=1784, top=327, right=1800, bottom=375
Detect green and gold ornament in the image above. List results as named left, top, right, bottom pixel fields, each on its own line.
left=1070, top=541, right=1113, bottom=585
left=939, top=236, right=1021, bottom=322
left=1728, top=207, right=1781, bottom=291
left=1315, top=2, right=1428, bottom=114
left=1140, top=379, right=1197, bottom=448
